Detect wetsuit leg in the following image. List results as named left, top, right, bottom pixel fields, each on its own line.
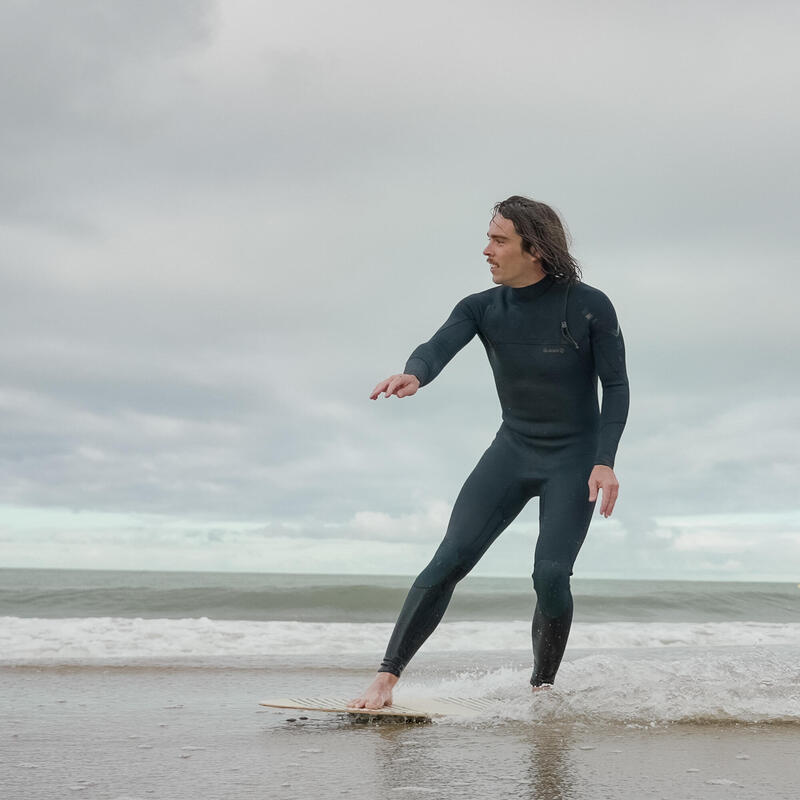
left=378, top=430, right=534, bottom=677
left=529, top=459, right=596, bottom=686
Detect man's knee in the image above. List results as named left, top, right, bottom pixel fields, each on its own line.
left=532, top=559, right=572, bottom=618
left=413, top=543, right=474, bottom=589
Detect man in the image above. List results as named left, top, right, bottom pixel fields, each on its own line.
left=350, top=196, right=629, bottom=710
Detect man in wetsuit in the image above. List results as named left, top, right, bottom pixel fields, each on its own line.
left=350, top=196, right=629, bottom=710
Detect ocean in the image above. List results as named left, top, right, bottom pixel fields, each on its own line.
left=3, top=569, right=800, bottom=799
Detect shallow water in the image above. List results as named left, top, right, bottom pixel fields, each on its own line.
left=3, top=569, right=799, bottom=797
left=3, top=662, right=799, bottom=800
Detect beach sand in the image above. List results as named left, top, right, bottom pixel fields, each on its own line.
left=3, top=661, right=798, bottom=800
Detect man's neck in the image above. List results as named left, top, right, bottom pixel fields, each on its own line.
left=506, top=268, right=548, bottom=289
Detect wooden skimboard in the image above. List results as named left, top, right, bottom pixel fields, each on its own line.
left=260, top=696, right=496, bottom=721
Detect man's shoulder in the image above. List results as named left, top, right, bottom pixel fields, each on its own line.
left=569, top=280, right=621, bottom=329
left=454, top=285, right=500, bottom=312
left=569, top=280, right=616, bottom=310
left=570, top=279, right=607, bottom=298
left=467, top=285, right=500, bottom=302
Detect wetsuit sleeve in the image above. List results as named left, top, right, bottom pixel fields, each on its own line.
left=589, top=292, right=629, bottom=468
left=403, top=298, right=478, bottom=387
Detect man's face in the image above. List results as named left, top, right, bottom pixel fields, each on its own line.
left=483, top=213, right=543, bottom=287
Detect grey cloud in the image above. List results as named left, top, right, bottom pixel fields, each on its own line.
left=0, top=1, right=216, bottom=226
left=1, top=0, right=799, bottom=579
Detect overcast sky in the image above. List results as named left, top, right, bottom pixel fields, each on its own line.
left=2, top=0, right=799, bottom=580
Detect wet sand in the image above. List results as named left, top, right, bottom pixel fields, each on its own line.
left=3, top=663, right=798, bottom=800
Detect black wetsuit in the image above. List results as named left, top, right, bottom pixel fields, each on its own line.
left=377, top=274, right=629, bottom=685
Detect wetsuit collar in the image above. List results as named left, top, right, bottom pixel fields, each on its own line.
left=508, top=273, right=555, bottom=302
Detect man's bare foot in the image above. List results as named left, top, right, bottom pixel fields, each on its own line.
left=348, top=672, right=399, bottom=709
left=531, top=683, right=553, bottom=693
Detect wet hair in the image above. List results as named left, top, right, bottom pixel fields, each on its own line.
left=492, top=196, right=582, bottom=284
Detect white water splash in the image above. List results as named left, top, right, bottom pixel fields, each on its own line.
left=396, top=651, right=800, bottom=725
left=2, top=616, right=799, bottom=661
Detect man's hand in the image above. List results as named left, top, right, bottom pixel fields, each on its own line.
left=588, top=465, right=619, bottom=517
left=370, top=373, right=421, bottom=400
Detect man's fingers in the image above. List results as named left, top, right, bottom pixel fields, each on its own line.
left=370, top=378, right=391, bottom=399
left=371, top=374, right=421, bottom=400
left=606, top=485, right=619, bottom=517
left=600, top=485, right=619, bottom=517
left=589, top=480, right=619, bottom=516
left=396, top=377, right=419, bottom=398
left=370, top=376, right=399, bottom=399
left=588, top=466, right=620, bottom=517
left=384, top=376, right=401, bottom=397
left=371, top=374, right=420, bottom=399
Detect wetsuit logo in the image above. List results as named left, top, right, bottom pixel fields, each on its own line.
left=542, top=346, right=565, bottom=354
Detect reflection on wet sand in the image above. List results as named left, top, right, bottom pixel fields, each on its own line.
left=367, top=716, right=580, bottom=797
left=523, top=721, right=578, bottom=800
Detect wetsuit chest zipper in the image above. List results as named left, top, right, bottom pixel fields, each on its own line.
left=561, top=284, right=580, bottom=350
left=560, top=321, right=580, bottom=350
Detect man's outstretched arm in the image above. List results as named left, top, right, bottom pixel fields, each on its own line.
left=402, top=297, right=479, bottom=387
left=370, top=296, right=478, bottom=399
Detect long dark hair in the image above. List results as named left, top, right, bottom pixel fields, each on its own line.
left=493, top=196, right=582, bottom=284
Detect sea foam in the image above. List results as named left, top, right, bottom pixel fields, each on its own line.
left=397, top=650, right=800, bottom=725
left=1, top=616, right=798, bottom=661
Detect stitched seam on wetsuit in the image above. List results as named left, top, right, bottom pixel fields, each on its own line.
left=435, top=317, right=474, bottom=335
left=406, top=355, right=432, bottom=374
left=489, top=339, right=580, bottom=346
left=431, top=487, right=517, bottom=576
left=466, top=484, right=516, bottom=554
left=429, top=320, right=473, bottom=360
left=593, top=335, right=625, bottom=378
